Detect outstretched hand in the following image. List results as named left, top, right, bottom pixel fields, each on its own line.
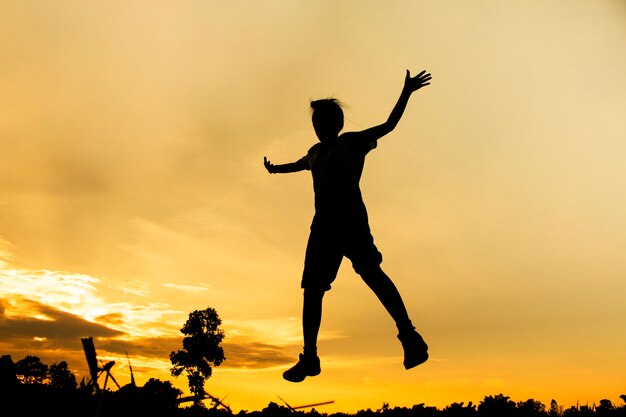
left=264, top=156, right=275, bottom=174
left=404, top=69, right=432, bottom=93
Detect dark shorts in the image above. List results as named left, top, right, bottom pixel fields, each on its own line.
left=301, top=216, right=383, bottom=291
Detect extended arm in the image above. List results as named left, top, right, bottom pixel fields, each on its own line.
left=355, top=69, right=432, bottom=143
left=264, top=156, right=309, bottom=174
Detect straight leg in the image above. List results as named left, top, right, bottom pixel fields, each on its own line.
left=303, top=288, right=325, bottom=356
left=283, top=288, right=324, bottom=382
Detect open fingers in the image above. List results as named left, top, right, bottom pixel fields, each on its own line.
left=416, top=72, right=432, bottom=82
left=407, top=70, right=432, bottom=87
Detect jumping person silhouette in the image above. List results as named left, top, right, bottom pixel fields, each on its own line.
left=264, top=69, right=432, bottom=382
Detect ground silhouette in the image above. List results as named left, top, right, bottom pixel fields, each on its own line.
left=2, top=353, right=624, bottom=416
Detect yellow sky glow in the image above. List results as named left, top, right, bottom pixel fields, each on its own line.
left=1, top=0, right=626, bottom=413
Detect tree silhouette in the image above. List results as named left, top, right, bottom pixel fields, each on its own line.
left=262, top=401, right=292, bottom=417
left=596, top=400, right=615, bottom=417
left=478, top=394, right=516, bottom=417
left=550, top=400, right=564, bottom=417
left=170, top=307, right=226, bottom=406
left=443, top=402, right=477, bottom=417
left=48, top=361, right=77, bottom=391
left=0, top=355, right=18, bottom=390
left=517, top=399, right=547, bottom=417
left=15, top=355, right=48, bottom=384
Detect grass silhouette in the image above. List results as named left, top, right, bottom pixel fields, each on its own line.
left=2, top=353, right=625, bottom=417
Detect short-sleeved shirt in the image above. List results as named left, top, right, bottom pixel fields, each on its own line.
left=304, top=133, right=377, bottom=226
left=300, top=133, right=380, bottom=290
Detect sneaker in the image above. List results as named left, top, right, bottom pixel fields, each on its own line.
left=282, top=353, right=321, bottom=382
left=398, top=330, right=429, bottom=369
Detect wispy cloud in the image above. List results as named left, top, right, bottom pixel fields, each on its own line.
left=222, top=342, right=292, bottom=369
left=114, top=281, right=152, bottom=297
left=0, top=239, right=306, bottom=376
left=163, top=282, right=211, bottom=293
left=0, top=297, right=122, bottom=346
left=0, top=263, right=101, bottom=314
left=0, top=240, right=182, bottom=339
left=223, top=317, right=302, bottom=345
left=97, top=335, right=181, bottom=359
left=0, top=238, right=17, bottom=263
left=224, top=317, right=346, bottom=346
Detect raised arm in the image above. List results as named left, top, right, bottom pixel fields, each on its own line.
left=264, top=156, right=309, bottom=174
left=354, top=69, right=432, bottom=143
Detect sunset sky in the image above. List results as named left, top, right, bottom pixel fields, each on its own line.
left=1, top=0, right=626, bottom=412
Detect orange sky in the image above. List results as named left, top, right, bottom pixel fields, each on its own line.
left=1, top=0, right=625, bottom=413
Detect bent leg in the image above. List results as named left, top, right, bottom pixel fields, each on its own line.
left=359, top=264, right=429, bottom=369
left=358, top=265, right=413, bottom=333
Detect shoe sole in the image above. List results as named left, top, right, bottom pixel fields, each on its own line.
left=283, top=370, right=320, bottom=383
left=404, top=351, right=429, bottom=370
left=283, top=373, right=306, bottom=383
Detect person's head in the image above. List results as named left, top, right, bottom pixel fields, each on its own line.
left=310, top=98, right=343, bottom=142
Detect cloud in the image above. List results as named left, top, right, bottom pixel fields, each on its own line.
left=221, top=342, right=293, bottom=369
left=0, top=263, right=101, bottom=312
left=96, top=336, right=181, bottom=359
left=95, top=313, right=126, bottom=326
left=89, top=335, right=293, bottom=370
left=0, top=246, right=183, bottom=338
left=114, top=281, right=152, bottom=297
left=0, top=298, right=292, bottom=371
left=0, top=297, right=122, bottom=348
left=0, top=238, right=17, bottom=263
left=0, top=240, right=296, bottom=377
left=163, top=283, right=211, bottom=293
left=223, top=317, right=346, bottom=346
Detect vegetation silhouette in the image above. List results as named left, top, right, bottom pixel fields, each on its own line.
left=170, top=307, right=226, bottom=407
left=2, top=309, right=624, bottom=416
left=264, top=69, right=432, bottom=381
left=1, top=353, right=625, bottom=416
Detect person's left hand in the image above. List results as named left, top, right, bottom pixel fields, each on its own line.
left=404, top=69, right=432, bottom=93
